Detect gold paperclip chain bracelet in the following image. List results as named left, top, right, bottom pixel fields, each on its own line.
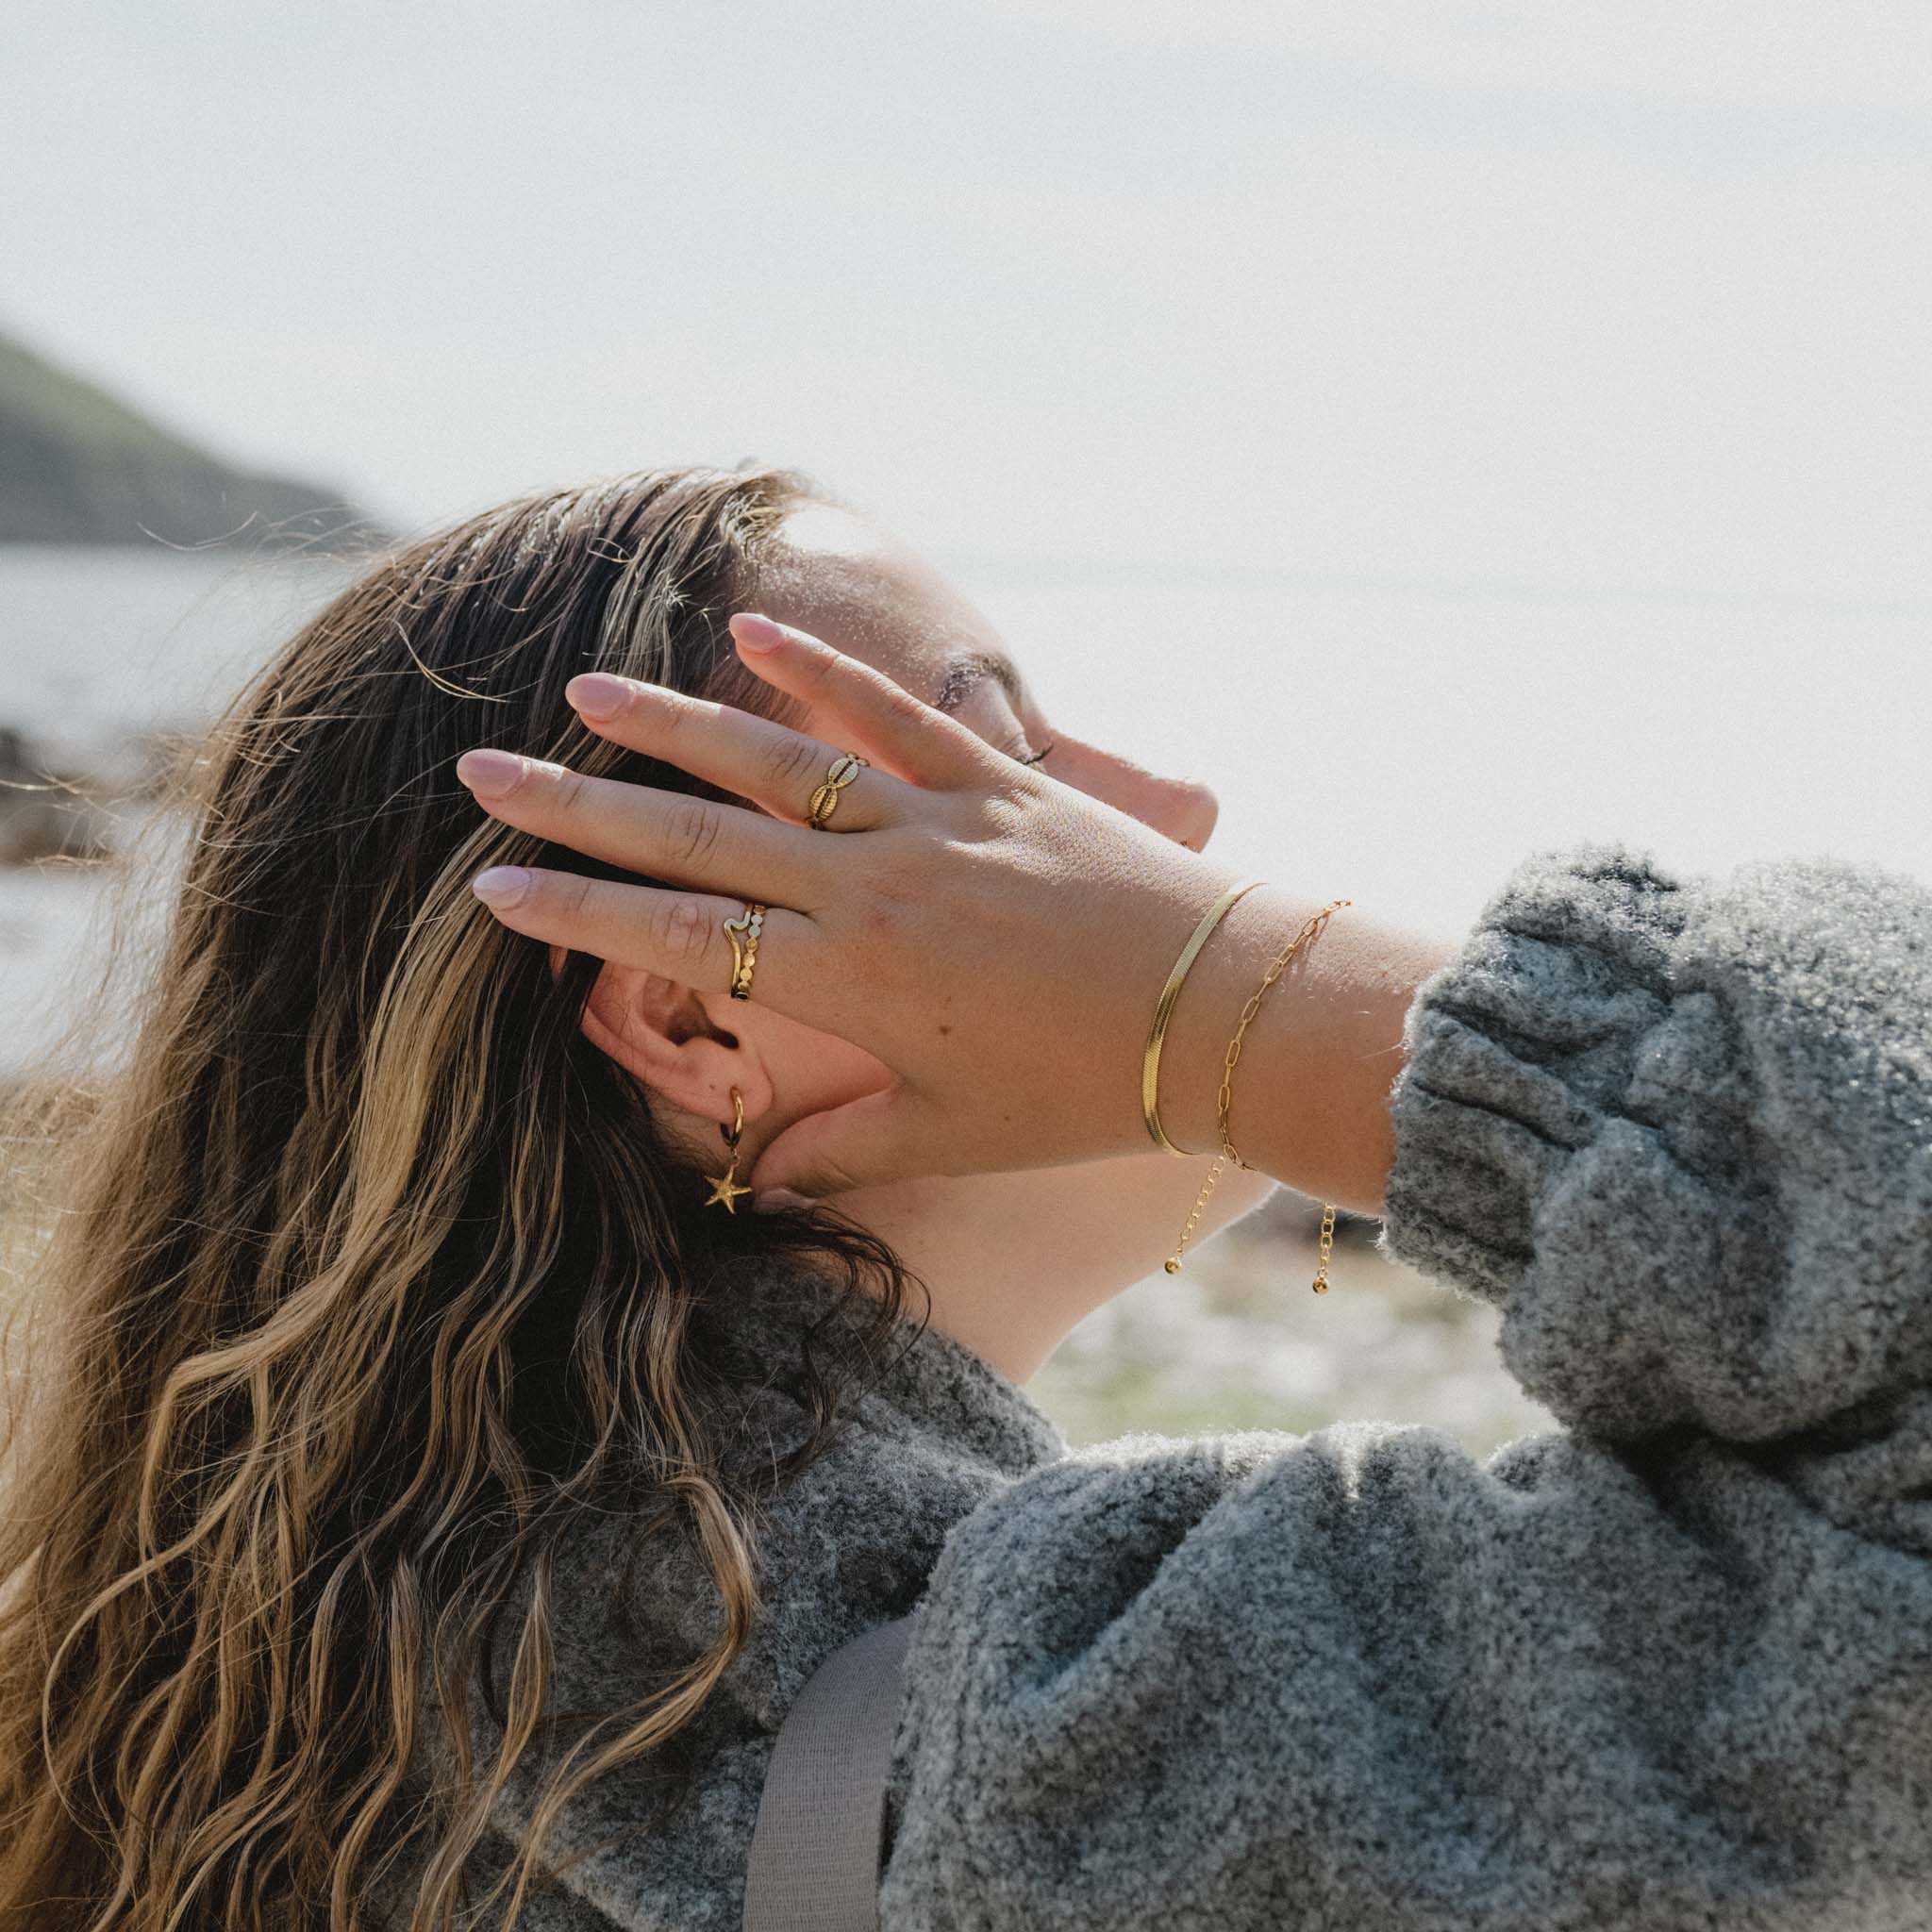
left=1163, top=897, right=1352, bottom=1282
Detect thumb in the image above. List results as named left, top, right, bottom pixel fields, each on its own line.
left=746, top=1085, right=926, bottom=1200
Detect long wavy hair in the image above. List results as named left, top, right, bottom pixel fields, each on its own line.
left=0, top=466, right=930, bottom=1929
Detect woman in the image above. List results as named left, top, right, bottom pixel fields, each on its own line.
left=1, top=464, right=1925, bottom=1929
left=0, top=464, right=1292, bottom=1929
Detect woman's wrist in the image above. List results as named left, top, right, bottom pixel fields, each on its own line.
left=1152, top=882, right=1457, bottom=1219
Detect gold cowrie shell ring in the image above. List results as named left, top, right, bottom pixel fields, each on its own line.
left=807, top=752, right=870, bottom=830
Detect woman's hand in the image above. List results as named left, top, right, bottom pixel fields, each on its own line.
left=455, top=614, right=1252, bottom=1200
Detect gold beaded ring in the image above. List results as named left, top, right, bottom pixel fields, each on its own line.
left=723, top=902, right=765, bottom=1000
left=807, top=752, right=870, bottom=830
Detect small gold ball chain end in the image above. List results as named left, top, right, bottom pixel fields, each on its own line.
left=1310, top=1200, right=1339, bottom=1293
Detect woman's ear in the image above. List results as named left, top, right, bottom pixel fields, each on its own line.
left=549, top=945, right=774, bottom=1129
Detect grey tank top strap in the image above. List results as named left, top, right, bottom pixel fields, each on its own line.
left=741, top=1611, right=920, bottom=1932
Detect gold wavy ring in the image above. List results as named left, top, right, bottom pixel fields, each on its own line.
left=723, top=902, right=765, bottom=1000
left=807, top=752, right=870, bottom=830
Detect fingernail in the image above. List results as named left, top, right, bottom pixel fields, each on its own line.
left=752, top=1186, right=818, bottom=1212
left=472, top=866, right=531, bottom=908
left=731, top=613, right=785, bottom=654
left=566, top=673, right=632, bottom=720
left=456, top=748, right=526, bottom=797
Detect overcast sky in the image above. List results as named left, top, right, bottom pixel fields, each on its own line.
left=8, top=0, right=1931, bottom=600
left=4, top=3, right=1927, bottom=953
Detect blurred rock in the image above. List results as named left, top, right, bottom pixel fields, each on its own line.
left=0, top=724, right=119, bottom=866
left=1027, top=1190, right=1559, bottom=1457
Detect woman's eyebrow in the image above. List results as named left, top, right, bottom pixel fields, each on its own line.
left=931, top=648, right=1025, bottom=716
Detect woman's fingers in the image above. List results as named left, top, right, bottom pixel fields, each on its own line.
left=724, top=614, right=997, bottom=790
left=558, top=675, right=905, bottom=831
left=454, top=749, right=828, bottom=904
left=470, top=865, right=821, bottom=1007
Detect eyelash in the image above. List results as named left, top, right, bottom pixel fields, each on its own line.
left=1011, top=738, right=1056, bottom=767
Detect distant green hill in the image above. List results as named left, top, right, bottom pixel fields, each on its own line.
left=0, top=330, right=385, bottom=549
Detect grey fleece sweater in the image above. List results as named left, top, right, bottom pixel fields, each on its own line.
left=414, top=839, right=1932, bottom=1930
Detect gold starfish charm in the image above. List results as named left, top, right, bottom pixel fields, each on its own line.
left=704, top=1084, right=753, bottom=1213
left=704, top=1163, right=753, bottom=1213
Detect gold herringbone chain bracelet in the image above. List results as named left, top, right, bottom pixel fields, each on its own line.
left=1163, top=897, right=1352, bottom=1282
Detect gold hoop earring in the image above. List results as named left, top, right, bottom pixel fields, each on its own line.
left=704, top=1085, right=754, bottom=1213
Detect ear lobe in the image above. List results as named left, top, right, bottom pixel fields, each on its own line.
left=577, top=962, right=772, bottom=1127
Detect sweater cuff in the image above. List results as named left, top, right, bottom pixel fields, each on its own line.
left=1375, top=840, right=1690, bottom=1309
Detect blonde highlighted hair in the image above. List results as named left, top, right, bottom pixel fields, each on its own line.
left=0, top=467, right=927, bottom=1929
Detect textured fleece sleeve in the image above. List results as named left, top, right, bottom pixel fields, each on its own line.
left=1377, top=839, right=1932, bottom=1454
left=879, top=841, right=1932, bottom=1932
